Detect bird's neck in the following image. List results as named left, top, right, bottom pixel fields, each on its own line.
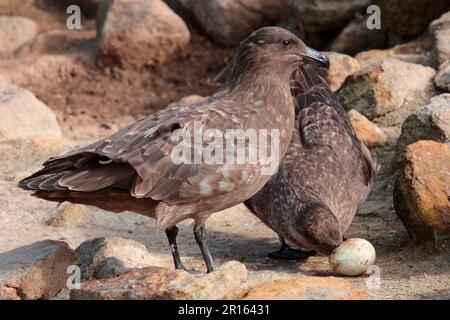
left=223, top=66, right=294, bottom=106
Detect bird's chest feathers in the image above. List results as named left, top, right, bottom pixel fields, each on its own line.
left=248, top=87, right=295, bottom=152
left=245, top=84, right=294, bottom=126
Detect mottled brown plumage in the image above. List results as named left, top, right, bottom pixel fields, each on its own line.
left=18, top=27, right=330, bottom=272
left=245, top=64, right=377, bottom=257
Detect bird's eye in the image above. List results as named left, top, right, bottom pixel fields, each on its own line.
left=281, top=40, right=291, bottom=48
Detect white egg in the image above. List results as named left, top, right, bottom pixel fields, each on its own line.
left=329, top=238, right=376, bottom=276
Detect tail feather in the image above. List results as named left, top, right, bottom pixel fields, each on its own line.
left=31, top=189, right=158, bottom=217
left=19, top=156, right=136, bottom=193
left=19, top=172, right=67, bottom=190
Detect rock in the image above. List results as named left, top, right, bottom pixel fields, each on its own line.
left=397, top=94, right=450, bottom=154
left=393, top=141, right=450, bottom=243
left=74, top=237, right=157, bottom=280
left=435, top=60, right=450, bottom=91
left=0, top=88, right=62, bottom=143
left=231, top=276, right=372, bottom=300
left=243, top=270, right=296, bottom=288
left=0, top=240, right=78, bottom=300
left=59, top=0, right=99, bottom=17
left=70, top=261, right=247, bottom=300
left=322, top=52, right=361, bottom=91
left=96, top=0, right=190, bottom=68
left=93, top=257, right=130, bottom=280
left=374, top=0, right=449, bottom=38
left=15, top=27, right=97, bottom=58
left=289, top=0, right=370, bottom=33
left=355, top=35, right=435, bottom=68
left=434, top=31, right=450, bottom=67
left=48, top=202, right=90, bottom=228
left=0, top=16, right=38, bottom=58
left=167, top=94, right=206, bottom=107
left=0, top=54, right=83, bottom=90
left=178, top=0, right=287, bottom=46
left=338, top=58, right=436, bottom=139
left=429, top=11, right=450, bottom=33
left=348, top=110, right=388, bottom=147
left=328, top=17, right=387, bottom=55
left=275, top=14, right=305, bottom=39
left=430, top=12, right=450, bottom=66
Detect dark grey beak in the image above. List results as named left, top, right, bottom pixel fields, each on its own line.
left=301, top=47, right=330, bottom=69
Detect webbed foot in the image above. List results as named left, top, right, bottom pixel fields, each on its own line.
left=268, top=245, right=314, bottom=261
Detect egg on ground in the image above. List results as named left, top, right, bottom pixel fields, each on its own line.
left=329, top=238, right=376, bottom=276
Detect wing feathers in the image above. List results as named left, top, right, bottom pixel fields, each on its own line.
left=291, top=65, right=377, bottom=186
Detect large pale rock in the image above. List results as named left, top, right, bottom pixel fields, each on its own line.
left=231, top=276, right=372, bottom=300
left=429, top=11, right=450, bottom=33
left=355, top=36, right=435, bottom=68
left=75, top=237, right=157, bottom=280
left=70, top=261, right=247, bottom=300
left=328, top=17, right=387, bottom=55
left=0, top=88, right=62, bottom=142
left=0, top=16, right=38, bottom=57
left=429, top=12, right=450, bottom=65
left=433, top=29, right=450, bottom=67
left=0, top=54, right=83, bottom=90
left=0, top=240, right=78, bottom=300
left=96, top=0, right=190, bottom=68
left=435, top=60, right=450, bottom=91
left=48, top=202, right=91, bottom=228
left=374, top=0, right=449, bottom=38
left=338, top=58, right=436, bottom=138
left=348, top=110, right=388, bottom=147
left=323, top=52, right=361, bottom=91
left=397, top=94, right=450, bottom=154
left=179, top=0, right=287, bottom=46
left=289, top=0, right=370, bottom=33
left=394, top=141, right=450, bottom=243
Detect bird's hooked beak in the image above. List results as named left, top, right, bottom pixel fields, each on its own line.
left=300, top=47, right=330, bottom=69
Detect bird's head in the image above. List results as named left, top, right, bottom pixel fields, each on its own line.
left=294, top=204, right=343, bottom=256
left=234, top=27, right=329, bottom=71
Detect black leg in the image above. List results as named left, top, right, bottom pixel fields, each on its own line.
left=166, top=225, right=186, bottom=270
left=193, top=225, right=214, bottom=273
left=268, top=234, right=314, bottom=261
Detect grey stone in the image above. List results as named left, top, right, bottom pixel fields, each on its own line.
left=397, top=94, right=450, bottom=154
left=179, top=0, right=287, bottom=46
left=0, top=240, right=78, bottom=300
left=289, top=0, right=370, bottom=33
left=338, top=58, right=436, bottom=139
left=74, top=237, right=157, bottom=280
left=435, top=60, right=450, bottom=92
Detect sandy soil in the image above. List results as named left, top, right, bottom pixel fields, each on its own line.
left=1, top=140, right=449, bottom=300
left=0, top=0, right=449, bottom=300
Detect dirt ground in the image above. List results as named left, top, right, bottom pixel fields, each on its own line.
left=0, top=0, right=449, bottom=300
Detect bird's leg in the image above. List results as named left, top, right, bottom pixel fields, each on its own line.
left=193, top=225, right=215, bottom=273
left=166, top=225, right=186, bottom=270
left=268, top=234, right=314, bottom=261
